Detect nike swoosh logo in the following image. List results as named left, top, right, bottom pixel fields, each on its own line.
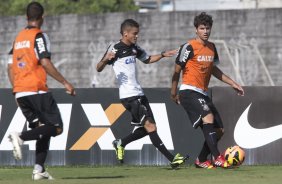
left=234, top=103, right=282, bottom=149
left=16, top=54, right=24, bottom=61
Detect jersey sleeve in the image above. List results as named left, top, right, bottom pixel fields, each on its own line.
left=135, top=44, right=150, bottom=63
left=213, top=43, right=220, bottom=65
left=175, top=43, right=194, bottom=68
left=8, top=42, right=14, bottom=64
left=35, top=33, right=51, bottom=60
left=102, top=43, right=117, bottom=65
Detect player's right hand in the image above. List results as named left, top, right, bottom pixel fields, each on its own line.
left=171, top=94, right=180, bottom=105
left=104, top=52, right=115, bottom=63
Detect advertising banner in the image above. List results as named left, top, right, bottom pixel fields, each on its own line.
left=0, top=87, right=281, bottom=166
left=212, top=86, right=282, bottom=165
left=0, top=88, right=202, bottom=166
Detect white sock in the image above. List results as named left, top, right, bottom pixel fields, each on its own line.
left=34, top=164, right=43, bottom=173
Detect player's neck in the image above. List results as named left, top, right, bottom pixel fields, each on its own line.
left=121, top=38, right=133, bottom=46
left=27, top=22, right=41, bottom=29
left=196, top=37, right=208, bottom=46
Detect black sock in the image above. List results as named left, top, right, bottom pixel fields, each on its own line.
left=202, top=124, right=220, bottom=158
left=149, top=131, right=174, bottom=162
left=198, top=141, right=211, bottom=162
left=35, top=136, right=51, bottom=172
left=121, top=127, right=148, bottom=147
left=20, top=125, right=57, bottom=141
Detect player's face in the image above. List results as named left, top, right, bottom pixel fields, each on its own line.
left=123, top=27, right=139, bottom=45
left=196, top=24, right=211, bottom=41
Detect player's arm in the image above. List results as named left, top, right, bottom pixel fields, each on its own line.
left=96, top=44, right=116, bottom=72
left=7, top=64, right=14, bottom=87
left=170, top=43, right=191, bottom=104
left=40, top=58, right=75, bottom=95
left=7, top=45, right=14, bottom=87
left=212, top=65, right=244, bottom=96
left=35, top=33, right=75, bottom=96
left=96, top=52, right=115, bottom=72
left=171, top=64, right=182, bottom=104
left=145, top=49, right=178, bottom=64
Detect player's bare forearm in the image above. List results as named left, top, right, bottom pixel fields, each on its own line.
left=41, top=58, right=76, bottom=95
left=212, top=65, right=244, bottom=96
left=212, top=65, right=233, bottom=84
left=171, top=65, right=182, bottom=104
left=41, top=58, right=66, bottom=84
left=171, top=73, right=180, bottom=96
left=146, top=49, right=178, bottom=64
left=96, top=59, right=108, bottom=72
left=96, top=52, right=115, bottom=72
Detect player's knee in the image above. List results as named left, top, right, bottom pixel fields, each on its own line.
left=55, top=127, right=63, bottom=136
left=144, top=121, right=156, bottom=133
left=202, top=113, right=214, bottom=124
left=216, top=128, right=224, bottom=140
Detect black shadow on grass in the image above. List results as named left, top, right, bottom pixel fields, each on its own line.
left=161, top=167, right=185, bottom=170
left=62, top=176, right=125, bottom=180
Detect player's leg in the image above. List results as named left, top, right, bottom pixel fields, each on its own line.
left=139, top=96, right=188, bottom=169
left=201, top=99, right=229, bottom=168
left=195, top=140, right=214, bottom=169
left=9, top=93, right=63, bottom=160
left=144, top=119, right=188, bottom=169
left=202, top=113, right=221, bottom=159
left=143, top=119, right=174, bottom=162
left=9, top=94, right=41, bottom=160
left=120, top=126, right=148, bottom=147
left=197, top=109, right=224, bottom=164
left=135, top=96, right=174, bottom=162
left=10, top=93, right=63, bottom=180
left=112, top=96, right=149, bottom=163
left=32, top=136, right=54, bottom=180
left=179, top=90, right=221, bottom=168
left=112, top=126, right=148, bottom=162
left=119, top=96, right=149, bottom=147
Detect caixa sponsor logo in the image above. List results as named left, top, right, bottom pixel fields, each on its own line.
left=0, top=103, right=174, bottom=151
left=125, top=57, right=135, bottom=64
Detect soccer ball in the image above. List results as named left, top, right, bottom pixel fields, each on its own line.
left=224, top=145, right=245, bottom=166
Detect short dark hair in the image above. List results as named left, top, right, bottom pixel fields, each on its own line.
left=194, top=12, right=213, bottom=28
left=120, top=19, right=139, bottom=35
left=26, top=2, right=44, bottom=21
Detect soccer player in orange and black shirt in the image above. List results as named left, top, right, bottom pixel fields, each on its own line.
left=171, top=12, right=244, bottom=169
left=7, top=2, right=75, bottom=180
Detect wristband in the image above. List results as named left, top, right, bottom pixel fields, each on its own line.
left=161, top=51, right=166, bottom=57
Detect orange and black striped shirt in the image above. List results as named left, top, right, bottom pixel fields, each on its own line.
left=175, top=39, right=219, bottom=93
left=11, top=27, right=51, bottom=93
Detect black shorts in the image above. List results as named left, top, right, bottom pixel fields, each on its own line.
left=121, top=95, right=155, bottom=126
left=16, top=92, right=63, bottom=128
left=179, top=89, right=223, bottom=129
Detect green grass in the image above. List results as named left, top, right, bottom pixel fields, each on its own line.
left=0, top=165, right=282, bottom=184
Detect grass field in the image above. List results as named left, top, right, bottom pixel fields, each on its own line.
left=0, top=165, right=281, bottom=184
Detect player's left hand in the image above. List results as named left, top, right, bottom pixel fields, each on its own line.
left=162, top=49, right=178, bottom=57
left=232, top=83, right=244, bottom=96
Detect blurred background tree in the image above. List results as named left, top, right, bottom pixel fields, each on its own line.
left=0, top=0, right=139, bottom=16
